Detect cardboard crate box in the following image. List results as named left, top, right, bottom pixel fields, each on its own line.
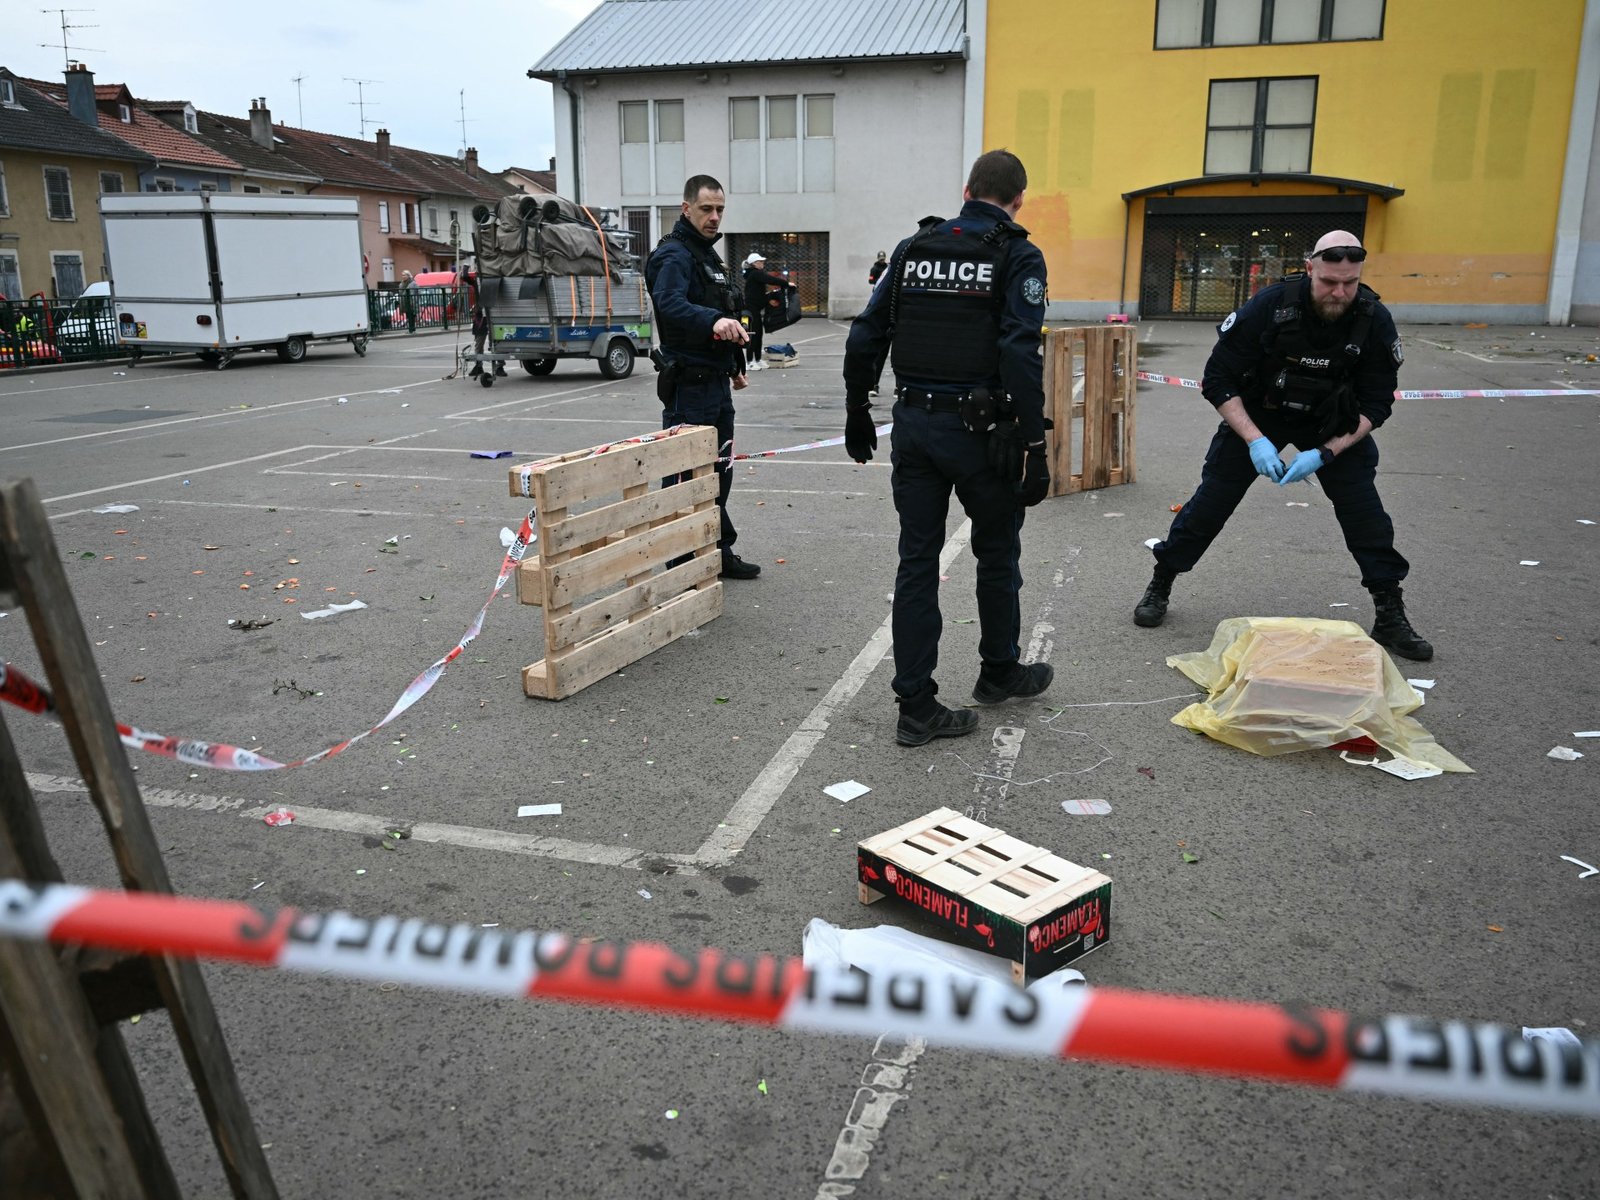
left=858, top=807, right=1111, bottom=982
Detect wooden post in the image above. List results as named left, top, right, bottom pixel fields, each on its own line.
left=0, top=479, right=278, bottom=1200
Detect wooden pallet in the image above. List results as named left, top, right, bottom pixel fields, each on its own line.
left=507, top=425, right=723, bottom=700
left=858, top=807, right=1111, bottom=982
left=1043, top=324, right=1137, bottom=495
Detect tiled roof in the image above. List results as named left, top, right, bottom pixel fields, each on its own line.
left=0, top=69, right=151, bottom=162
left=504, top=166, right=558, bottom=192
left=257, top=125, right=414, bottom=191
left=388, top=144, right=503, bottom=203
left=169, top=109, right=322, bottom=183
left=530, top=0, right=966, bottom=75
left=26, top=77, right=241, bottom=172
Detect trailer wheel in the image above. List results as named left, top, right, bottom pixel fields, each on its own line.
left=277, top=336, right=308, bottom=363
left=479, top=371, right=495, bottom=388
left=598, top=338, right=635, bottom=380
left=522, top=357, right=558, bottom=376
left=351, top=335, right=369, bottom=358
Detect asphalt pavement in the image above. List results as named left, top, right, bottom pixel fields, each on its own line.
left=1, top=318, right=1597, bottom=1198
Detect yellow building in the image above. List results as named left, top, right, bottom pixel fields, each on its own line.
left=982, top=0, right=1595, bottom=322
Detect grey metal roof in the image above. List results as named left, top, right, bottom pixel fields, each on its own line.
left=530, top=0, right=966, bottom=77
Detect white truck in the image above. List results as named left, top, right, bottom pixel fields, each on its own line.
left=100, top=193, right=370, bottom=367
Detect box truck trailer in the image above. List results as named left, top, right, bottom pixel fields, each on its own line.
left=100, top=193, right=369, bottom=367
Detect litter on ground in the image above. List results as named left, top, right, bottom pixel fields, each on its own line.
left=824, top=780, right=871, bottom=803
left=301, top=599, right=368, bottom=621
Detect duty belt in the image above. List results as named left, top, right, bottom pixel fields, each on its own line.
left=1261, top=395, right=1317, bottom=414
left=895, top=386, right=969, bottom=414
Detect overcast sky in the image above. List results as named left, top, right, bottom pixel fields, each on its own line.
left=9, top=0, right=601, bottom=174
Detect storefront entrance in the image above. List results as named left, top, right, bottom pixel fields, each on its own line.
left=1139, top=195, right=1368, bottom=319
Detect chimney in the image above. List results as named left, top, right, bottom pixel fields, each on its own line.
left=64, top=62, right=97, bottom=128
left=548, top=155, right=556, bottom=172
left=375, top=128, right=391, bottom=163
left=249, top=97, right=274, bottom=150
left=464, top=146, right=478, bottom=177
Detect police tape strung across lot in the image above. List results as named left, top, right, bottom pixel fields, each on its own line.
left=0, top=511, right=537, bottom=771
left=513, top=422, right=896, bottom=497
left=2, top=878, right=1593, bottom=1118
left=1135, top=369, right=1600, bottom=400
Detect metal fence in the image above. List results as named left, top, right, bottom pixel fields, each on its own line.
left=369, top=285, right=468, bottom=335
left=0, top=294, right=121, bottom=368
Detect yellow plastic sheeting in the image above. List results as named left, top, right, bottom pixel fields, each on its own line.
left=1167, top=617, right=1472, bottom=773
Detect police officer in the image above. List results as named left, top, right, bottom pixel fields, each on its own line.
left=645, top=174, right=760, bottom=580
left=842, top=149, right=1055, bottom=747
left=1133, top=230, right=1432, bottom=661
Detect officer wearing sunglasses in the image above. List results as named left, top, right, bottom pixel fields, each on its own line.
left=1133, top=230, right=1432, bottom=661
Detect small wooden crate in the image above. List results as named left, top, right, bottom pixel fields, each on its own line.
left=1043, top=324, right=1137, bottom=496
left=858, top=807, right=1111, bottom=982
left=507, top=425, right=722, bottom=700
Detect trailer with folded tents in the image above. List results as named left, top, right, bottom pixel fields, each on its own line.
left=467, top=194, right=650, bottom=385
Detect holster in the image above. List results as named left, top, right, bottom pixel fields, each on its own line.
left=959, top=386, right=999, bottom=433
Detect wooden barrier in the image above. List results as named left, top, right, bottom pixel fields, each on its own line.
left=507, top=426, right=723, bottom=700
left=1043, top=325, right=1137, bottom=496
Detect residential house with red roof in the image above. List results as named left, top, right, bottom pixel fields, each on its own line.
left=0, top=66, right=152, bottom=299
left=28, top=64, right=240, bottom=194
left=147, top=100, right=321, bottom=197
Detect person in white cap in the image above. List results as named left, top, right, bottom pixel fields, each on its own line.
left=742, top=252, right=788, bottom=370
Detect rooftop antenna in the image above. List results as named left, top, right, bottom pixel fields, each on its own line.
left=343, top=76, right=382, bottom=138
left=458, top=88, right=475, bottom=154
left=39, top=8, right=103, bottom=68
left=290, top=71, right=308, bottom=127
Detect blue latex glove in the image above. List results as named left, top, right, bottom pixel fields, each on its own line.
left=1248, top=437, right=1286, bottom=482
left=1278, top=448, right=1325, bottom=485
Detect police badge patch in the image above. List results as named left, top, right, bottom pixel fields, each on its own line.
left=1022, top=277, right=1045, bottom=306
left=1391, top=338, right=1405, bottom=366
left=1219, top=311, right=1237, bottom=333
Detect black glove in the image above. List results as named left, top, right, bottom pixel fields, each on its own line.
left=985, top=420, right=1026, bottom=487
left=1019, top=445, right=1050, bottom=506
left=845, top=405, right=877, bottom=463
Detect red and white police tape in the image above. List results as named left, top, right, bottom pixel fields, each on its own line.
left=1135, top=370, right=1600, bottom=400
left=514, top=422, right=896, bottom=496
left=0, top=510, right=537, bottom=771
left=2, top=879, right=1593, bottom=1118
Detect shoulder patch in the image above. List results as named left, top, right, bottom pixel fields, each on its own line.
left=1391, top=338, right=1405, bottom=367
left=1022, top=277, right=1045, bottom=306
left=1219, top=311, right=1238, bottom=334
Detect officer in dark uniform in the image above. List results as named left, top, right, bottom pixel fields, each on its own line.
left=842, top=149, right=1055, bottom=747
left=645, top=174, right=760, bottom=580
left=1133, top=230, right=1432, bottom=661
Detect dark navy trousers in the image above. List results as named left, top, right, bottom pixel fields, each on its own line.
left=1155, top=418, right=1409, bottom=588
left=663, top=375, right=737, bottom=552
left=890, top=402, right=1025, bottom=706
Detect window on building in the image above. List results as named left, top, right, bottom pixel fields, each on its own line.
left=153, top=178, right=177, bottom=193
left=380, top=256, right=395, bottom=283
left=0, top=161, right=9, bottom=217
left=767, top=96, right=797, bottom=140
left=198, top=181, right=217, bottom=193
left=279, top=188, right=295, bottom=195
left=1205, top=77, right=1316, bottom=173
left=656, top=100, right=684, bottom=144
left=379, top=201, right=391, bottom=233
left=730, top=97, right=759, bottom=141
left=183, top=108, right=199, bottom=134
left=0, top=79, right=15, bottom=107
left=52, top=253, right=85, bottom=300
left=657, top=205, right=679, bottom=236
left=621, top=101, right=649, bottom=145
left=428, top=205, right=439, bottom=235
left=243, top=183, right=263, bottom=193
left=400, top=202, right=410, bottom=234
left=43, top=166, right=74, bottom=219
left=118, top=102, right=132, bottom=123
left=0, top=251, right=20, bottom=301
left=1156, top=0, right=1382, bottom=47
left=99, top=171, right=123, bottom=193
left=803, top=94, right=835, bottom=193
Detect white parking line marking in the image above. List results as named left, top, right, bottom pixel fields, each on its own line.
left=696, top=519, right=973, bottom=865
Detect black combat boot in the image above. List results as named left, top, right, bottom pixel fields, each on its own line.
left=1369, top=584, right=1433, bottom=661
left=1133, top=565, right=1179, bottom=628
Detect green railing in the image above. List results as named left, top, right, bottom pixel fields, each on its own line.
left=0, top=287, right=470, bottom=370
left=369, top=285, right=468, bottom=335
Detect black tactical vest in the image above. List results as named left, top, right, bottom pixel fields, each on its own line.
left=669, top=228, right=745, bottom=319
left=889, top=218, right=1017, bottom=385
left=1254, top=273, right=1377, bottom=439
